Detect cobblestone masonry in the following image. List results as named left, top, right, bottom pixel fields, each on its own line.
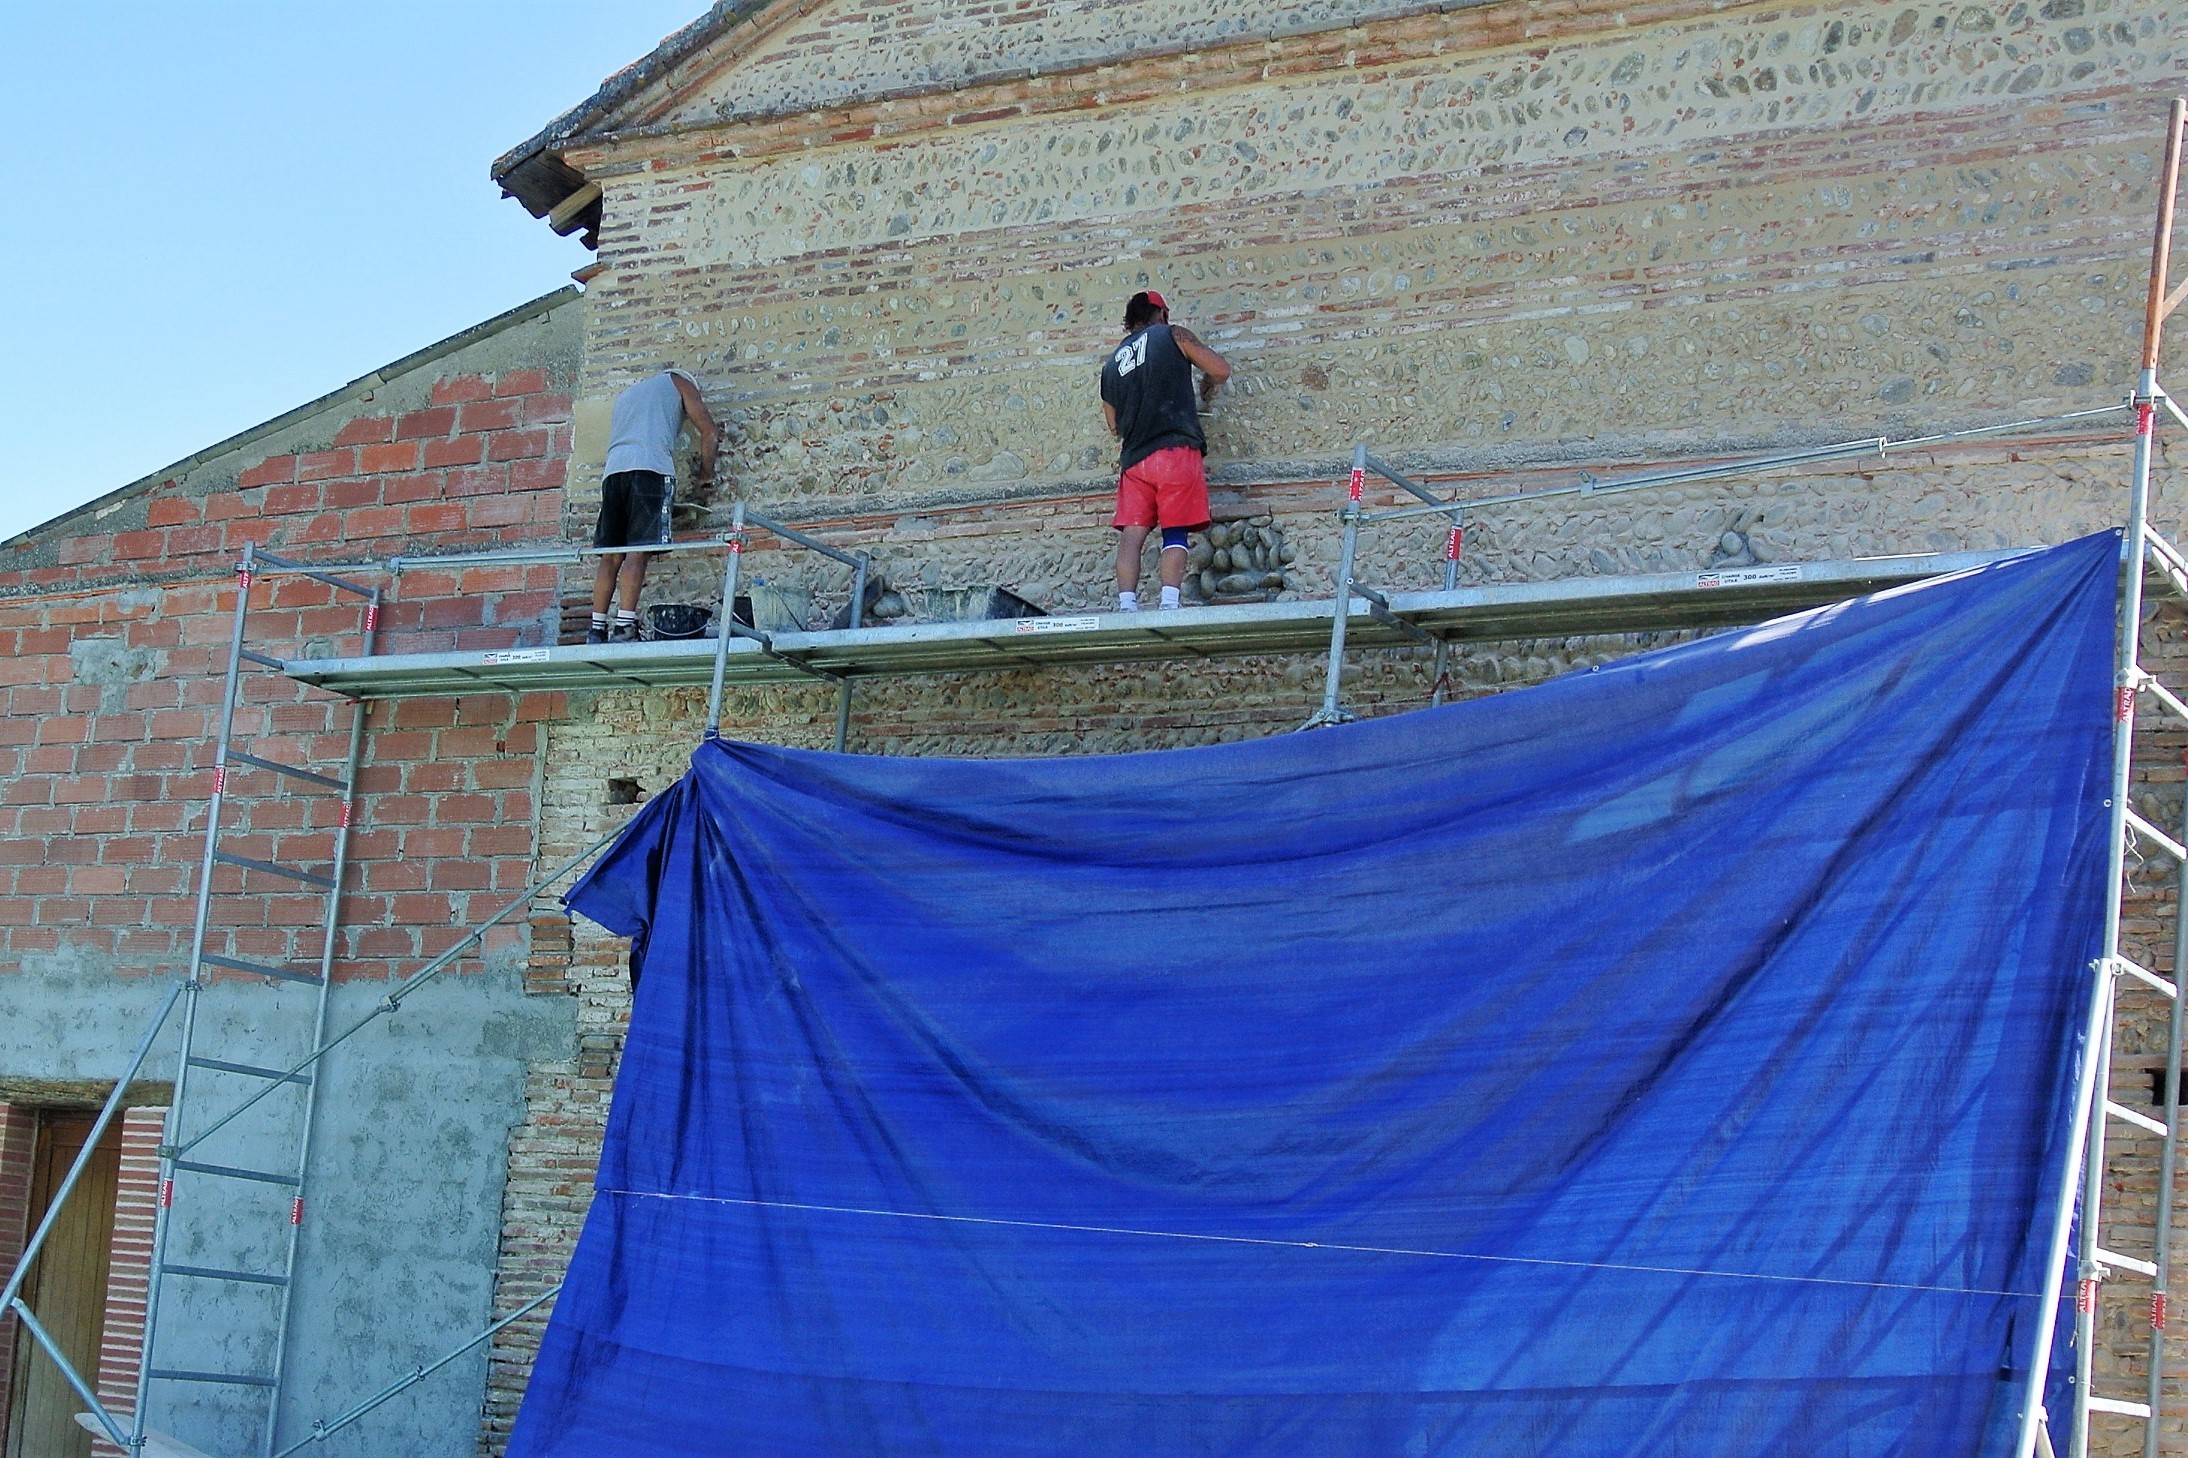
left=566, top=0, right=2184, bottom=520
left=485, top=0, right=2188, bottom=1451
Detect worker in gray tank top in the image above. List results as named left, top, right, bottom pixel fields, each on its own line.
left=591, top=369, right=720, bottom=643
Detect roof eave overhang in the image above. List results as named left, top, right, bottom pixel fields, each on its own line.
left=490, top=0, right=774, bottom=234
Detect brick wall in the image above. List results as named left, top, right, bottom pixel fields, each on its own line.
left=0, top=1101, right=34, bottom=1454
left=26, top=370, right=564, bottom=598
left=87, top=1106, right=163, bottom=1458
left=0, top=340, right=575, bottom=987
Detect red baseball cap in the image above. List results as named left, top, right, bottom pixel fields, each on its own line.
left=1143, top=290, right=1168, bottom=312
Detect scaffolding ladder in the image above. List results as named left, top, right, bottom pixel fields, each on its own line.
left=2021, top=95, right=2188, bottom=1458
left=132, top=542, right=379, bottom=1456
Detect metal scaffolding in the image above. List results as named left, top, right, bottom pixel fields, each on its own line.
left=4, top=91, right=2186, bottom=1458
left=2025, top=94, right=2188, bottom=1458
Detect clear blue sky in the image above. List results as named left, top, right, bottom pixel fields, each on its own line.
left=0, top=2, right=706, bottom=543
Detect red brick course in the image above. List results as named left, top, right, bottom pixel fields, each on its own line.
left=88, top=1106, right=164, bottom=1458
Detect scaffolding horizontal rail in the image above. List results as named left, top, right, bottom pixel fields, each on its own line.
left=282, top=548, right=2028, bottom=700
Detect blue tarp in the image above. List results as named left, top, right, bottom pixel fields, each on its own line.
left=511, top=533, right=2119, bottom=1458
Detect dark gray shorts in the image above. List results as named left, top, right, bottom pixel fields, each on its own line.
left=594, top=471, right=672, bottom=550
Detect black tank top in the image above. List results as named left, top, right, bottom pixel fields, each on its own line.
left=1099, top=324, right=1205, bottom=469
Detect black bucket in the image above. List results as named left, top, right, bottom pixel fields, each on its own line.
left=647, top=603, right=713, bottom=640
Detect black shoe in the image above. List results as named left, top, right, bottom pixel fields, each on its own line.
left=608, top=622, right=642, bottom=644
left=585, top=626, right=608, bottom=644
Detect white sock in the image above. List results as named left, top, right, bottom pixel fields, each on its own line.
left=614, top=609, right=638, bottom=628
left=1117, top=591, right=1139, bottom=612
left=590, top=612, right=609, bottom=631
left=1158, top=585, right=1181, bottom=610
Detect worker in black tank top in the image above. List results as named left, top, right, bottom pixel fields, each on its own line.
left=1099, top=291, right=1231, bottom=612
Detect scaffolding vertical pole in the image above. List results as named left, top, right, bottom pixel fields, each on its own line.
left=2063, top=370, right=2154, bottom=1458
left=259, top=587, right=379, bottom=1457
left=2073, top=980, right=2122, bottom=1458
left=2108, top=94, right=2188, bottom=1458
left=833, top=553, right=868, bottom=753
left=2025, top=97, right=2184, bottom=1458
left=705, top=504, right=747, bottom=739
left=2023, top=956, right=2123, bottom=1458
left=1308, top=446, right=1368, bottom=728
left=135, top=541, right=259, bottom=1450
left=2144, top=768, right=2188, bottom=1458
left=1430, top=514, right=1462, bottom=709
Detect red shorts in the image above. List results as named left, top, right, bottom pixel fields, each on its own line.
left=1112, top=446, right=1211, bottom=532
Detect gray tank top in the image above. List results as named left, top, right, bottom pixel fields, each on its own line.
left=604, top=371, right=692, bottom=478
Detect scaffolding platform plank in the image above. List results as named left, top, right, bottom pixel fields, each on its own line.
left=282, top=548, right=2030, bottom=700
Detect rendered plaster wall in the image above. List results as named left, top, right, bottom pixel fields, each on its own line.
left=0, top=961, right=572, bottom=1458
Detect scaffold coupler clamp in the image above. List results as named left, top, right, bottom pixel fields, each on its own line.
left=2077, top=1255, right=2111, bottom=1314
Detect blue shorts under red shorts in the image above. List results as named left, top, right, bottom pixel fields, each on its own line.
left=1112, top=445, right=1212, bottom=532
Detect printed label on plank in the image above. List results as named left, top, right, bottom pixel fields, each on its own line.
left=1695, top=565, right=1803, bottom=589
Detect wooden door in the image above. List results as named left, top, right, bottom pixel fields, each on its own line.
left=4, top=1112, right=120, bottom=1458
